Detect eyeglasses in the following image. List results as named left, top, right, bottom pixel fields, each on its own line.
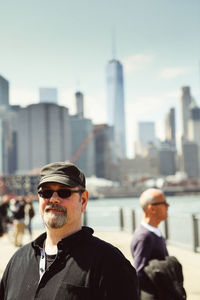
left=150, top=202, right=169, bottom=206
left=38, top=189, right=84, bottom=199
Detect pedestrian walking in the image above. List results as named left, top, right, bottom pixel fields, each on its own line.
left=24, top=196, right=35, bottom=239
left=9, top=196, right=26, bottom=247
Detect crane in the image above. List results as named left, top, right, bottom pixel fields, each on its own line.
left=71, top=124, right=107, bottom=163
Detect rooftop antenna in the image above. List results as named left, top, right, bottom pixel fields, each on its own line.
left=112, top=27, right=116, bottom=59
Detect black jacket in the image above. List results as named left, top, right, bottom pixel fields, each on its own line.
left=144, top=256, right=187, bottom=300
left=0, top=226, right=139, bottom=300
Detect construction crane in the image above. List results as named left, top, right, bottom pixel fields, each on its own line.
left=71, top=124, right=107, bottom=163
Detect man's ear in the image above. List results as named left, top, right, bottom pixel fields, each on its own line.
left=147, top=204, right=155, bottom=215
left=81, top=190, right=89, bottom=212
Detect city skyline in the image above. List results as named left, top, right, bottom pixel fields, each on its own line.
left=0, top=0, right=200, bottom=157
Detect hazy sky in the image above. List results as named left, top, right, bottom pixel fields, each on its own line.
left=0, top=0, right=200, bottom=157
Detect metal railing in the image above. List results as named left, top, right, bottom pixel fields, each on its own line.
left=83, top=208, right=200, bottom=253
left=192, top=214, right=200, bottom=252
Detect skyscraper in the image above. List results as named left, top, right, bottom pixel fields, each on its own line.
left=135, top=122, right=156, bottom=156
left=70, top=115, right=95, bottom=177
left=158, top=142, right=176, bottom=175
left=75, top=91, right=84, bottom=118
left=188, top=102, right=200, bottom=142
left=0, top=74, right=9, bottom=109
left=188, top=101, right=200, bottom=177
left=106, top=59, right=126, bottom=160
left=165, top=107, right=176, bottom=149
left=94, top=124, right=114, bottom=179
left=0, top=75, right=9, bottom=174
left=16, top=103, right=71, bottom=173
left=181, top=140, right=199, bottom=178
left=180, top=86, right=192, bottom=139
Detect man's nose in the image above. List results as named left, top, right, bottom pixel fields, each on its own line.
left=49, top=192, right=60, bottom=203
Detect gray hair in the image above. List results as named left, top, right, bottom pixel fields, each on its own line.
left=139, top=188, right=163, bottom=212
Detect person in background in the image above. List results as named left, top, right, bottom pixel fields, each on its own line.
left=0, top=161, right=139, bottom=300
left=24, top=195, right=35, bottom=240
left=0, top=195, right=10, bottom=237
left=9, top=196, right=26, bottom=247
left=131, top=188, right=169, bottom=300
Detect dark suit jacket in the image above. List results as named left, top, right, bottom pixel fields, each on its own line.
left=144, top=256, right=187, bottom=300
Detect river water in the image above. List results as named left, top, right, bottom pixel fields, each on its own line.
left=32, top=195, right=200, bottom=231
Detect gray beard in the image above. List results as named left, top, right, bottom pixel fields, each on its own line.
left=43, top=204, right=67, bottom=229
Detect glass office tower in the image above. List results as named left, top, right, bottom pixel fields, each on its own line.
left=106, top=59, right=126, bottom=160
left=0, top=75, right=9, bottom=109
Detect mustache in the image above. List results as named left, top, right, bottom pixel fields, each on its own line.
left=45, top=203, right=67, bottom=214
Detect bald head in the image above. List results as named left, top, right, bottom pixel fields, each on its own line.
left=139, top=188, right=165, bottom=212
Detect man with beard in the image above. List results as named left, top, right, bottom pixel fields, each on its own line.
left=0, top=161, right=139, bottom=300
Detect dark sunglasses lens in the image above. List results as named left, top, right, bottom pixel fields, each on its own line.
left=153, top=202, right=168, bottom=206
left=58, top=190, right=71, bottom=198
left=39, top=189, right=73, bottom=198
left=39, top=190, right=53, bottom=198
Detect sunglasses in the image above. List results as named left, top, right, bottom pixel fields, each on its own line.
left=150, top=202, right=169, bottom=206
left=38, top=189, right=84, bottom=199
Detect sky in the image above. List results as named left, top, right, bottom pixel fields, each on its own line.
left=0, top=0, right=200, bottom=157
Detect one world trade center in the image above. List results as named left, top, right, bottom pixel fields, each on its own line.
left=106, top=59, right=126, bottom=160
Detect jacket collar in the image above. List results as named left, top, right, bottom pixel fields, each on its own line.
left=32, top=226, right=94, bottom=253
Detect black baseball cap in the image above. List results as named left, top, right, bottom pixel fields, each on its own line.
left=37, top=162, right=86, bottom=189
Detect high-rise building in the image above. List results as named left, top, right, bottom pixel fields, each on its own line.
left=39, top=88, right=58, bottom=104
left=94, top=124, right=114, bottom=179
left=16, top=103, right=71, bottom=173
left=0, top=115, right=11, bottom=174
left=165, top=107, right=176, bottom=150
left=75, top=91, right=84, bottom=118
left=135, top=122, right=156, bottom=156
left=0, top=75, right=10, bottom=174
left=0, top=75, right=9, bottom=109
left=70, top=116, right=95, bottom=177
left=180, top=86, right=192, bottom=139
left=71, top=90, right=95, bottom=177
left=5, top=107, right=21, bottom=174
left=158, top=142, right=176, bottom=176
left=188, top=103, right=200, bottom=141
left=181, top=140, right=199, bottom=178
left=106, top=59, right=126, bottom=160
left=188, top=101, right=200, bottom=177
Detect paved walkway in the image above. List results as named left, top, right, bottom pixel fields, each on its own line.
left=0, top=230, right=200, bottom=300
left=96, top=231, right=200, bottom=300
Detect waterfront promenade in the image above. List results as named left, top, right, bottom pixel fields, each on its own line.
left=0, top=230, right=200, bottom=300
